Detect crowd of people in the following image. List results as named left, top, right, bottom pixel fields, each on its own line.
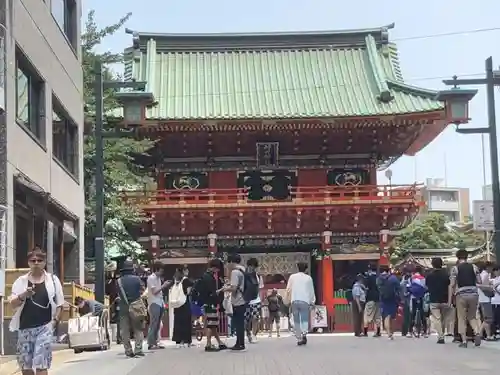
left=15, top=244, right=498, bottom=374
left=351, top=249, right=500, bottom=347
left=100, top=252, right=316, bottom=356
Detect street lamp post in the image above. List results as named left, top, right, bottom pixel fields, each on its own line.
left=438, top=56, right=500, bottom=262
left=93, top=60, right=154, bottom=303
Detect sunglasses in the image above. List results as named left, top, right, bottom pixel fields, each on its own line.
left=29, top=258, right=45, bottom=264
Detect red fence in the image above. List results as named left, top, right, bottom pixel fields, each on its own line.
left=124, top=184, right=420, bottom=209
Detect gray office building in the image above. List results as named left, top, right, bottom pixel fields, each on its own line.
left=1, top=0, right=84, bottom=354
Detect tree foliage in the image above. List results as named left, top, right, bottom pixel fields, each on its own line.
left=82, top=11, right=155, bottom=256
left=391, top=213, right=485, bottom=260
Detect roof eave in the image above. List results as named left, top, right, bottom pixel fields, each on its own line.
left=133, top=23, right=395, bottom=40
left=387, top=80, right=441, bottom=100
left=129, top=23, right=396, bottom=51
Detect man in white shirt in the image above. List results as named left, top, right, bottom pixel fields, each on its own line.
left=491, top=266, right=500, bottom=336
left=478, top=262, right=494, bottom=340
left=286, top=262, right=315, bottom=346
left=146, top=262, right=169, bottom=349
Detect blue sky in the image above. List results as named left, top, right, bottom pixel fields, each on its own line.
left=83, top=0, right=500, bottom=203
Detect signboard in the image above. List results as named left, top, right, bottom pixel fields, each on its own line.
left=256, top=142, right=279, bottom=168
left=472, top=200, right=494, bottom=231
left=310, top=305, right=328, bottom=329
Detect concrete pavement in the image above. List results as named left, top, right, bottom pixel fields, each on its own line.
left=131, top=336, right=498, bottom=375
left=3, top=335, right=500, bottom=375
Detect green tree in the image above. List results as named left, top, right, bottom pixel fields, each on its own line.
left=392, top=213, right=484, bottom=260
left=82, top=11, right=155, bottom=257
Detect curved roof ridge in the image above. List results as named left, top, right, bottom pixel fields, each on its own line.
left=387, top=79, right=439, bottom=99
left=132, top=23, right=395, bottom=39
left=365, top=35, right=392, bottom=102
left=129, top=23, right=396, bottom=51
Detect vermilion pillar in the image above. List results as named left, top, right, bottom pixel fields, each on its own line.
left=320, top=231, right=334, bottom=315
left=379, top=229, right=390, bottom=266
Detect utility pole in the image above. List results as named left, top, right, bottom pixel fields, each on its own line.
left=441, top=57, right=500, bottom=262
left=94, top=60, right=105, bottom=303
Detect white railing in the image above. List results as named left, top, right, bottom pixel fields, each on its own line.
left=428, top=200, right=460, bottom=212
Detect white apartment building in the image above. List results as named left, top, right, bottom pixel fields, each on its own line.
left=1, top=0, right=84, bottom=282
left=420, top=178, right=470, bottom=222
left=482, top=184, right=493, bottom=201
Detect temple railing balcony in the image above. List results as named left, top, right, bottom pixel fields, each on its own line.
left=122, top=184, right=422, bottom=211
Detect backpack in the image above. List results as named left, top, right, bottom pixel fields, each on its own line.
left=239, top=269, right=259, bottom=303
left=169, top=277, right=187, bottom=308
left=378, top=275, right=396, bottom=301
left=409, top=281, right=427, bottom=299
left=267, top=294, right=282, bottom=312
left=456, top=263, right=477, bottom=288
left=190, top=277, right=204, bottom=305
left=117, top=278, right=147, bottom=320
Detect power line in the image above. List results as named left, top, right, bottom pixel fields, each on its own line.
left=406, top=73, right=485, bottom=82
left=393, top=26, right=500, bottom=42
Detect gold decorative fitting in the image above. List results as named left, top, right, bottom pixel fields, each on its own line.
left=263, top=184, right=273, bottom=192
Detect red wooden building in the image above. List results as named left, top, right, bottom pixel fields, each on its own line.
left=120, top=24, right=473, bottom=322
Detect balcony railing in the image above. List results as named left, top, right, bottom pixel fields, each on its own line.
left=122, top=184, right=421, bottom=209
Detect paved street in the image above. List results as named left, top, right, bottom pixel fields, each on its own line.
left=50, top=335, right=500, bottom=375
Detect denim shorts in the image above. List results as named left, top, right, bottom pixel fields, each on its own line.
left=17, top=323, right=53, bottom=370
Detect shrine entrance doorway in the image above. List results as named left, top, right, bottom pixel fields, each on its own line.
left=331, top=258, right=380, bottom=332
left=240, top=251, right=311, bottom=290
left=334, top=260, right=372, bottom=291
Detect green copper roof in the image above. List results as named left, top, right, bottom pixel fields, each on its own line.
left=125, top=26, right=444, bottom=120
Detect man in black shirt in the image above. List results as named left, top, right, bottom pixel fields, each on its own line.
left=425, top=257, right=450, bottom=344
left=363, top=263, right=381, bottom=337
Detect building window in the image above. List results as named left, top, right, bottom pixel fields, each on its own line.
left=429, top=191, right=457, bottom=202
left=16, top=48, right=45, bottom=144
left=52, top=95, right=78, bottom=178
left=51, top=0, right=77, bottom=50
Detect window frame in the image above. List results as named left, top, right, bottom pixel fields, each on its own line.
left=51, top=0, right=78, bottom=52
left=15, top=47, right=46, bottom=147
left=52, top=94, right=79, bottom=180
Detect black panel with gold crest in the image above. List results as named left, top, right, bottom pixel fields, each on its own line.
left=327, top=169, right=369, bottom=186
left=237, top=171, right=297, bottom=201
left=164, top=172, right=208, bottom=190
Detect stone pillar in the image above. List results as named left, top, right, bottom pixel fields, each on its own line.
left=207, top=233, right=217, bottom=257
left=320, top=231, right=334, bottom=315
left=150, top=234, right=160, bottom=260
left=379, top=229, right=390, bottom=266
left=46, top=221, right=54, bottom=273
